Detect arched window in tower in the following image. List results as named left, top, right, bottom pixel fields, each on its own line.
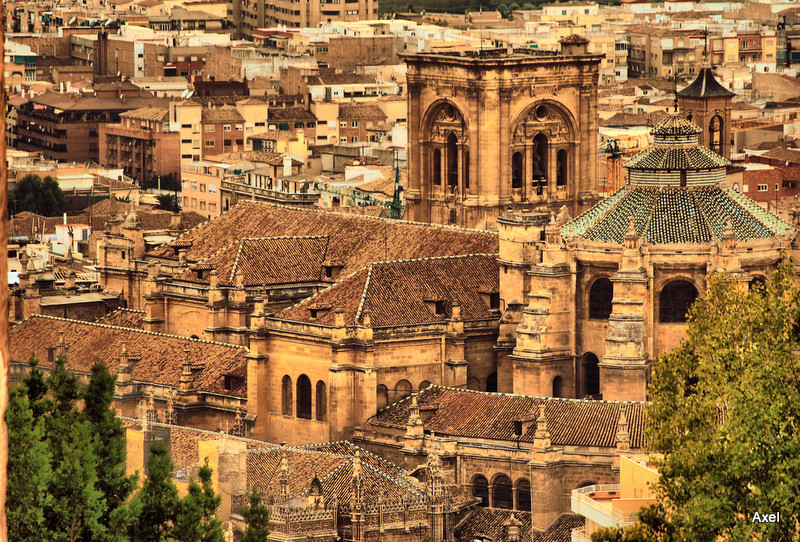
left=556, top=149, right=567, bottom=187
left=492, top=475, right=513, bottom=509
left=709, top=115, right=723, bottom=155
left=583, top=352, right=600, bottom=397
left=432, top=148, right=441, bottom=185
left=588, top=277, right=613, bottom=319
left=512, top=151, right=523, bottom=189
left=659, top=280, right=699, bottom=323
left=516, top=479, right=532, bottom=511
left=552, top=375, right=563, bottom=398
left=446, top=132, right=458, bottom=191
left=532, top=133, right=548, bottom=195
left=394, top=379, right=412, bottom=402
left=463, top=150, right=470, bottom=190
left=473, top=475, right=489, bottom=507
left=315, top=380, right=327, bottom=421
left=282, top=375, right=292, bottom=416
left=296, top=374, right=312, bottom=419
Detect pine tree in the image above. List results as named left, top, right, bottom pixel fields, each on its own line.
left=129, top=441, right=180, bottom=542
left=242, top=487, right=270, bottom=542
left=6, top=384, right=54, bottom=541
left=84, top=360, right=138, bottom=541
left=23, top=354, right=51, bottom=418
left=173, top=459, right=224, bottom=542
left=44, top=356, right=105, bottom=542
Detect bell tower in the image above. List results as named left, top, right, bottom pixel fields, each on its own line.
left=678, top=66, right=734, bottom=159
left=403, top=38, right=602, bottom=230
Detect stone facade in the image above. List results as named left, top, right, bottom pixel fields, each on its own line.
left=404, top=40, right=602, bottom=230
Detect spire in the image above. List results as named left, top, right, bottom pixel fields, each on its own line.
left=165, top=389, right=177, bottom=425
left=232, top=405, right=245, bottom=437
left=352, top=450, right=364, bottom=506
left=147, top=391, right=158, bottom=424
left=533, top=404, right=551, bottom=450
left=279, top=449, right=290, bottom=502
left=616, top=406, right=631, bottom=454
left=179, top=348, right=194, bottom=391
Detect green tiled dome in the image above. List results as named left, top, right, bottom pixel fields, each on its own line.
left=561, top=185, right=793, bottom=245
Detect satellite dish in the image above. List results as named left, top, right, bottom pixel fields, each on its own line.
left=180, top=89, right=189, bottom=98
left=69, top=16, right=77, bottom=24
left=186, top=90, right=194, bottom=98
left=104, top=18, right=112, bottom=26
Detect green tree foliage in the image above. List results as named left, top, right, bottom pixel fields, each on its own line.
left=155, top=194, right=181, bottom=213
left=242, top=487, right=270, bottom=542
left=6, top=385, right=53, bottom=540
left=85, top=360, right=139, bottom=541
left=173, top=459, right=224, bottom=542
left=590, top=504, right=673, bottom=542
left=600, top=261, right=800, bottom=541
left=23, top=354, right=51, bottom=418
left=9, top=173, right=67, bottom=216
left=129, top=442, right=180, bottom=542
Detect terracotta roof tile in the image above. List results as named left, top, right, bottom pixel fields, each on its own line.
left=95, top=308, right=146, bottom=329
left=338, top=104, right=387, bottom=121
left=174, top=236, right=329, bottom=286
left=277, top=254, right=499, bottom=327
left=455, top=508, right=535, bottom=542
left=146, top=202, right=498, bottom=278
left=201, top=106, right=245, bottom=123
left=370, top=385, right=646, bottom=448
left=10, top=315, right=248, bottom=397
left=120, top=106, right=169, bottom=122
left=267, top=106, right=317, bottom=121
left=678, top=67, right=735, bottom=98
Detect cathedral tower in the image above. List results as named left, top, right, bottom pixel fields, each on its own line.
left=403, top=38, right=602, bottom=230
left=677, top=67, right=735, bottom=159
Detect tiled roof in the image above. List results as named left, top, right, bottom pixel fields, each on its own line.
left=454, top=509, right=583, bottom=542
left=276, top=254, right=499, bottom=327
left=678, top=67, right=735, bottom=98
left=201, top=106, right=245, bottom=123
left=759, top=146, right=800, bottom=164
left=246, top=444, right=423, bottom=505
left=173, top=236, right=329, bottom=287
left=146, top=202, right=498, bottom=275
left=624, top=146, right=729, bottom=170
left=649, top=114, right=702, bottom=137
left=561, top=185, right=793, bottom=245
left=10, top=315, right=248, bottom=397
left=600, top=111, right=667, bottom=128
left=30, top=90, right=168, bottom=112
left=204, top=150, right=286, bottom=166
left=559, top=34, right=590, bottom=45
left=120, top=106, right=169, bottom=122
left=338, top=104, right=387, bottom=121
left=309, top=70, right=376, bottom=86
left=370, top=386, right=645, bottom=448
left=267, top=106, right=317, bottom=121
left=95, top=308, right=146, bottom=329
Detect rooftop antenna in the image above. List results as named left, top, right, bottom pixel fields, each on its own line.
left=703, top=26, right=710, bottom=68
left=479, top=2, right=484, bottom=53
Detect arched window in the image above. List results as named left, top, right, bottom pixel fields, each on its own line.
left=473, top=475, right=489, bottom=507
left=419, top=380, right=431, bottom=392
left=532, top=133, right=548, bottom=188
left=516, top=479, right=532, bottom=511
left=512, top=151, right=523, bottom=189
left=588, top=278, right=613, bottom=320
left=395, top=379, right=412, bottom=403
left=556, top=149, right=567, bottom=187
left=492, top=475, right=513, bottom=509
left=377, top=384, right=389, bottom=412
left=583, top=353, right=600, bottom=397
left=315, top=380, right=327, bottom=421
left=552, top=376, right=563, bottom=398
left=432, top=149, right=441, bottom=185
left=446, top=133, right=458, bottom=190
left=486, top=372, right=498, bottom=393
left=296, top=374, right=312, bottom=420
left=282, top=375, right=292, bottom=416
left=659, top=280, right=699, bottom=323
left=709, top=115, right=723, bottom=155
left=463, top=150, right=470, bottom=190
left=578, top=480, right=597, bottom=489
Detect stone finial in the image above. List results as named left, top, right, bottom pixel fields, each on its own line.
left=165, top=389, right=177, bottom=425
left=503, top=513, right=523, bottom=542
left=362, top=308, right=372, bottom=328
left=26, top=252, right=36, bottom=272
left=209, top=269, right=219, bottom=288
left=234, top=269, right=244, bottom=288
left=352, top=450, right=364, bottom=506
left=232, top=405, right=244, bottom=437
left=450, top=299, right=462, bottom=321
left=56, top=331, right=68, bottom=355
left=409, top=393, right=421, bottom=424
left=147, top=391, right=157, bottom=424
left=118, top=341, right=130, bottom=373
left=616, top=406, right=630, bottom=454
left=179, top=348, right=194, bottom=391
left=279, top=451, right=290, bottom=501
left=334, top=298, right=346, bottom=328
left=533, top=404, right=551, bottom=450
left=556, top=205, right=571, bottom=226
left=139, top=398, right=149, bottom=433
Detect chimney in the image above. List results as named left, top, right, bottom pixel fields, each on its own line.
left=283, top=154, right=292, bottom=177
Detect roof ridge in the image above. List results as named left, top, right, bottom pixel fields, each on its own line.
left=427, top=384, right=648, bottom=405
left=277, top=265, right=369, bottom=314
left=190, top=236, right=243, bottom=268
left=369, top=253, right=500, bottom=267
left=229, top=239, right=246, bottom=283
left=22, top=314, right=249, bottom=350
left=354, top=264, right=373, bottom=324
left=118, top=416, right=280, bottom=446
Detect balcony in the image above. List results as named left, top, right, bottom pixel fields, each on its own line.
left=221, top=179, right=320, bottom=206
left=571, top=526, right=592, bottom=542
left=571, top=484, right=641, bottom=528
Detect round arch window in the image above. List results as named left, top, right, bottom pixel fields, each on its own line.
left=535, top=105, right=548, bottom=121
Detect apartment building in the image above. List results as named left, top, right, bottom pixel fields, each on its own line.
left=228, top=0, right=378, bottom=39
left=99, top=106, right=181, bottom=183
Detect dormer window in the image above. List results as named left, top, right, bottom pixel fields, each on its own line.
left=308, top=303, right=333, bottom=320
left=424, top=299, right=447, bottom=316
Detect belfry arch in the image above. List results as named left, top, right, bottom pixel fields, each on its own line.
left=510, top=100, right=579, bottom=201
left=421, top=100, right=470, bottom=200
